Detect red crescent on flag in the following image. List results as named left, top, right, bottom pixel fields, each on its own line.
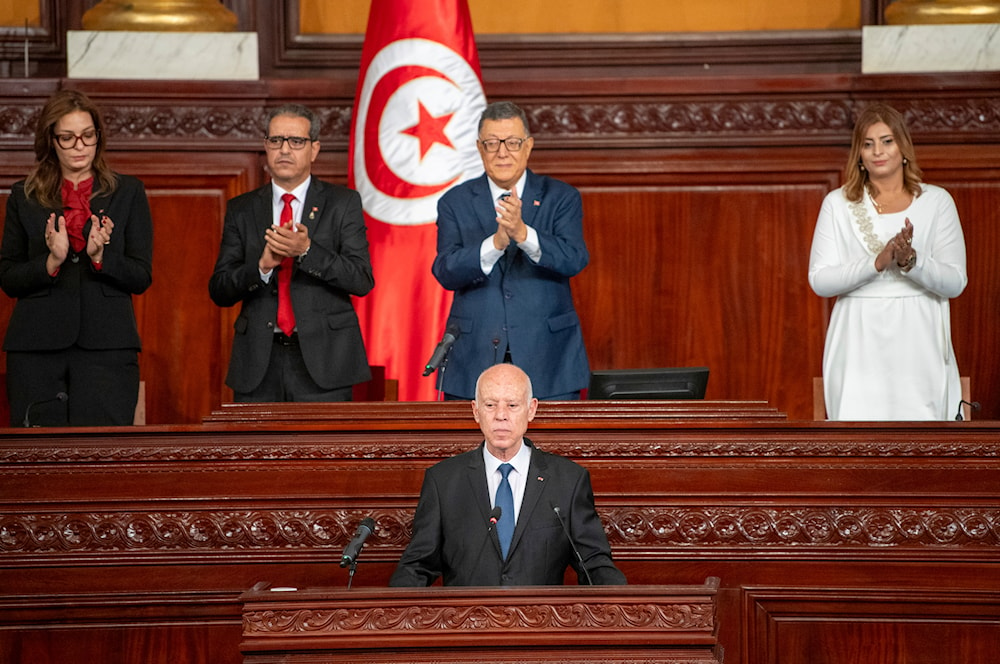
left=364, top=64, right=462, bottom=200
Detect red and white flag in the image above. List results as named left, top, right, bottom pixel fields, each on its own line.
left=350, top=0, right=485, bottom=401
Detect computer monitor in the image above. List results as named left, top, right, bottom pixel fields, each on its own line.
left=587, top=367, right=709, bottom=400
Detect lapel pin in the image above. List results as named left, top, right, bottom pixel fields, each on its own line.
left=533, top=200, right=540, bottom=206
left=309, top=207, right=318, bottom=220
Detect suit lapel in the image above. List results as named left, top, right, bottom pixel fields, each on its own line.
left=519, top=169, right=540, bottom=228
left=465, top=445, right=495, bottom=525
left=87, top=190, right=114, bottom=241
left=300, top=180, right=322, bottom=237
left=509, top=438, right=548, bottom=557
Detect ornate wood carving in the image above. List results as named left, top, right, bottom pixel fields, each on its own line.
left=2, top=504, right=997, bottom=557
left=244, top=598, right=714, bottom=634
left=3, top=94, right=999, bottom=148
left=239, top=584, right=722, bottom=663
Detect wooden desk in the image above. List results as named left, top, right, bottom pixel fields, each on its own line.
left=240, top=581, right=722, bottom=664
left=2, top=402, right=999, bottom=663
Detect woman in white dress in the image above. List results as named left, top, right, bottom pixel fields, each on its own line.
left=808, top=103, right=967, bottom=420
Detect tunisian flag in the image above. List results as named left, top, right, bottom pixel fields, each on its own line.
left=350, top=0, right=485, bottom=401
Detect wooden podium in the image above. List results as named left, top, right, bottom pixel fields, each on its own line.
left=240, top=580, right=723, bottom=664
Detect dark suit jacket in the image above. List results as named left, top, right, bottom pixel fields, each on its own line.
left=389, top=438, right=626, bottom=587
left=432, top=170, right=590, bottom=399
left=0, top=175, right=153, bottom=352
left=209, top=178, right=374, bottom=392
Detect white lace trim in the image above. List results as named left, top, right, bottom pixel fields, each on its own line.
left=848, top=198, right=884, bottom=255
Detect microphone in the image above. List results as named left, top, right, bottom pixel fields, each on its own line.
left=473, top=506, right=503, bottom=573
left=423, top=326, right=460, bottom=376
left=552, top=503, right=593, bottom=585
left=23, top=391, right=68, bottom=428
left=955, top=399, right=981, bottom=421
left=339, top=517, right=375, bottom=568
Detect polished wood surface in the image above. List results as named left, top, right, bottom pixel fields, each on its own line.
left=2, top=404, right=999, bottom=663
left=2, top=72, right=998, bottom=424
left=240, top=582, right=722, bottom=663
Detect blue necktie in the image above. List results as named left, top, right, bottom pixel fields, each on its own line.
left=495, top=463, right=515, bottom=559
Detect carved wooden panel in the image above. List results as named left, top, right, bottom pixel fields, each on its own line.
left=240, top=584, right=722, bottom=663
left=2, top=417, right=1000, bottom=663
left=1, top=75, right=999, bottom=422
left=746, top=587, right=1000, bottom=664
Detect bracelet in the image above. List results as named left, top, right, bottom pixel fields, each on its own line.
left=297, top=243, right=310, bottom=263
left=900, top=251, right=916, bottom=272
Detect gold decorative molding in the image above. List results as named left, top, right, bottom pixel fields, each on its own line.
left=885, top=0, right=1000, bottom=24
left=82, top=0, right=238, bottom=32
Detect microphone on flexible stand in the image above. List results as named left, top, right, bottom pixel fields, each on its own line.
left=551, top=503, right=593, bottom=585
left=955, top=399, right=981, bottom=421
left=23, top=392, right=68, bottom=427
left=473, top=506, right=503, bottom=576
left=340, top=517, right=375, bottom=589
left=423, top=326, right=460, bottom=376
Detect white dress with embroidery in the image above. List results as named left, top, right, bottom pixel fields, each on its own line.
left=808, top=184, right=967, bottom=420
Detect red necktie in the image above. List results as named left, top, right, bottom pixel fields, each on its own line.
left=277, top=193, right=296, bottom=334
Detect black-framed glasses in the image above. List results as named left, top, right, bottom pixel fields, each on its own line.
left=54, top=129, right=99, bottom=149
left=480, top=137, right=529, bottom=153
left=265, top=135, right=313, bottom=150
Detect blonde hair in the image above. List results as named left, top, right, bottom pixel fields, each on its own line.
left=842, top=102, right=923, bottom=203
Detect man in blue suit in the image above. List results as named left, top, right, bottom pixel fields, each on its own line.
left=432, top=101, right=590, bottom=400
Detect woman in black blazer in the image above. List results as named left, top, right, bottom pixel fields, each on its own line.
left=0, top=90, right=153, bottom=426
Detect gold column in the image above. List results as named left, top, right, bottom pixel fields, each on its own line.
left=82, top=0, right=238, bottom=32
left=885, top=0, right=1000, bottom=24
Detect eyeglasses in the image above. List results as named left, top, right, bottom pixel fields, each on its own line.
left=265, top=135, right=313, bottom=150
left=54, top=130, right=99, bottom=149
left=480, top=137, right=529, bottom=153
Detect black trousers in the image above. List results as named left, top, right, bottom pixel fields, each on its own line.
left=7, top=346, right=139, bottom=427
left=233, top=333, right=354, bottom=403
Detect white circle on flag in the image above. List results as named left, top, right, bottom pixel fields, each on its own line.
left=353, top=38, right=485, bottom=226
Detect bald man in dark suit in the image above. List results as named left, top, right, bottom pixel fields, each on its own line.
left=390, top=363, right=626, bottom=586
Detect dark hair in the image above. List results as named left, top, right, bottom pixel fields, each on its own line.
left=266, top=103, right=321, bottom=141
left=478, top=101, right=531, bottom=136
left=24, top=89, right=117, bottom=209
left=843, top=102, right=923, bottom=203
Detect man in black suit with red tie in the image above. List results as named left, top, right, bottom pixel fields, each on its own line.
left=209, top=104, right=373, bottom=401
left=390, top=363, right=626, bottom=586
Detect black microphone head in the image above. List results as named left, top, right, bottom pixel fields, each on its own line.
left=358, top=516, right=375, bottom=534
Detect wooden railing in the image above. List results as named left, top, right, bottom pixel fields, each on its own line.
left=2, top=402, right=999, bottom=663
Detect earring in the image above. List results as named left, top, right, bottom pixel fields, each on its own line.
left=903, top=158, right=908, bottom=164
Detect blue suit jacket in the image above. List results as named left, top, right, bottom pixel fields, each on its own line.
left=389, top=438, right=627, bottom=587
left=432, top=170, right=590, bottom=399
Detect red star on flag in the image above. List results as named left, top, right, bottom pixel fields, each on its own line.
left=401, top=101, right=455, bottom=160
left=349, top=0, right=485, bottom=401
